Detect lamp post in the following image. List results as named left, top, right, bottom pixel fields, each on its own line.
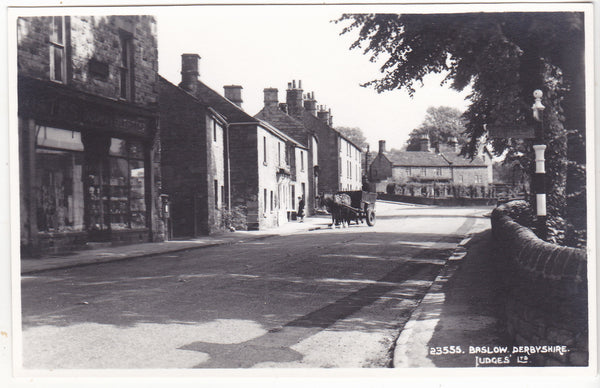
left=532, top=89, right=547, bottom=240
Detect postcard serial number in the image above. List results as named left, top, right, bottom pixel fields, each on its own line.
left=429, top=346, right=465, bottom=355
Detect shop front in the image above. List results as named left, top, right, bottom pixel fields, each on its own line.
left=19, top=77, right=160, bottom=256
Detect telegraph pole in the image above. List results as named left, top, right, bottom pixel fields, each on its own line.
left=532, top=89, right=547, bottom=240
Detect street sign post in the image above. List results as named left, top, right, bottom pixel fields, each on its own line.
left=486, top=124, right=535, bottom=139
left=484, top=90, right=547, bottom=240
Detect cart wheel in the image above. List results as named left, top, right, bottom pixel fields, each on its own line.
left=366, top=209, right=376, bottom=226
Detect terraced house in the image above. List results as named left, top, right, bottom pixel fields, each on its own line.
left=258, top=80, right=362, bottom=198
left=161, top=54, right=308, bottom=231
left=17, top=15, right=163, bottom=256
left=369, top=135, right=492, bottom=187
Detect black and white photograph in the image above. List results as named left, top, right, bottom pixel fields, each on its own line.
left=3, top=0, right=598, bottom=386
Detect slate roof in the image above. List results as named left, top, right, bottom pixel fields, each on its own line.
left=255, top=106, right=313, bottom=147
left=299, top=110, right=363, bottom=152
left=385, top=151, right=487, bottom=167
left=160, top=76, right=303, bottom=147
left=184, top=79, right=258, bottom=123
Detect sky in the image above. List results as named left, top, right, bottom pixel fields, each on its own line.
left=156, top=5, right=472, bottom=151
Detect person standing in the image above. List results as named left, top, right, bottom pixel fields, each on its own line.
left=298, top=196, right=305, bottom=222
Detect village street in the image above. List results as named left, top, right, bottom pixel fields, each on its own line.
left=21, top=201, right=491, bottom=369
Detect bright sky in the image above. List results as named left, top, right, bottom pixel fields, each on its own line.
left=156, top=5, right=472, bottom=151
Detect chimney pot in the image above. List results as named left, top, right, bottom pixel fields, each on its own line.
left=286, top=79, right=304, bottom=116
left=298, top=80, right=302, bottom=89
left=378, top=140, right=386, bottom=154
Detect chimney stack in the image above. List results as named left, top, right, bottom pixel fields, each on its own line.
left=317, top=106, right=330, bottom=124
left=448, top=136, right=459, bottom=153
left=264, top=88, right=278, bottom=108
left=180, top=53, right=200, bottom=94
left=286, top=79, right=304, bottom=116
left=419, top=134, right=431, bottom=152
left=223, top=85, right=243, bottom=108
left=303, top=91, right=317, bottom=116
left=378, top=140, right=386, bottom=154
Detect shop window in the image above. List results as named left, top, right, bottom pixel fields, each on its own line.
left=49, top=16, right=67, bottom=83
left=36, top=127, right=84, bottom=233
left=107, top=138, right=146, bottom=229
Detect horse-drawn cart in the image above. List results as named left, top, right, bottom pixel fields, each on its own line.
left=337, top=190, right=377, bottom=226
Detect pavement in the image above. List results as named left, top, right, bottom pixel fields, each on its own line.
left=20, top=214, right=334, bottom=274
left=393, top=228, right=512, bottom=368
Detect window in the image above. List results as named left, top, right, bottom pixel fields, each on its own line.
left=278, top=142, right=281, bottom=166
left=213, top=119, right=218, bottom=142
left=35, top=127, right=84, bottom=232
left=119, top=33, right=134, bottom=100
left=214, top=180, right=219, bottom=209
left=49, top=16, right=67, bottom=83
left=436, top=167, right=442, bottom=176
left=300, top=151, right=304, bottom=171
left=221, top=185, right=225, bottom=209
left=406, top=168, right=411, bottom=176
left=421, top=167, right=427, bottom=176
left=270, top=191, right=274, bottom=212
left=105, top=138, right=146, bottom=230
left=264, top=188, right=267, bottom=213
left=476, top=175, right=482, bottom=183
left=291, top=185, right=296, bottom=210
left=263, top=136, right=267, bottom=165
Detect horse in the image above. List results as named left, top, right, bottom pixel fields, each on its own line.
left=317, top=193, right=352, bottom=228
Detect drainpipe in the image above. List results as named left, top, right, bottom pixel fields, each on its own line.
left=225, top=123, right=232, bottom=211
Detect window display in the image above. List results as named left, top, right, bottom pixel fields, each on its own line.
left=35, top=127, right=147, bottom=235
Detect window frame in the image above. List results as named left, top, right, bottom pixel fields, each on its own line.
left=119, top=31, right=134, bottom=101
left=49, top=16, right=67, bottom=83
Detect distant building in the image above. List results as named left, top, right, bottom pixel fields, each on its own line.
left=162, top=54, right=307, bottom=231
left=17, top=16, right=163, bottom=255
left=260, top=80, right=362, bottom=195
left=369, top=136, right=492, bottom=187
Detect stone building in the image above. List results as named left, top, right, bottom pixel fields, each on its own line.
left=17, top=16, right=163, bottom=256
left=169, top=54, right=307, bottom=231
left=158, top=75, right=227, bottom=237
left=369, top=136, right=492, bottom=186
left=258, top=80, right=362, bottom=197
left=255, top=87, right=318, bottom=215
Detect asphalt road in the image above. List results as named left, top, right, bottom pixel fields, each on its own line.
left=21, top=202, right=491, bottom=369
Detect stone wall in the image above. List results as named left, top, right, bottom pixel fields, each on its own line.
left=18, top=16, right=158, bottom=108
left=491, top=202, right=588, bottom=366
left=158, top=78, right=211, bottom=237
left=378, top=193, right=497, bottom=207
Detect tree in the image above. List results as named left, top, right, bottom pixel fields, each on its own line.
left=405, top=106, right=466, bottom=151
left=337, top=12, right=586, bottom=245
left=335, top=126, right=369, bottom=150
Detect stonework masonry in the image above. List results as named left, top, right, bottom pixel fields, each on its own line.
left=159, top=77, right=227, bottom=237
left=18, top=15, right=162, bottom=255
left=18, top=16, right=158, bottom=108
left=491, top=202, right=588, bottom=366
